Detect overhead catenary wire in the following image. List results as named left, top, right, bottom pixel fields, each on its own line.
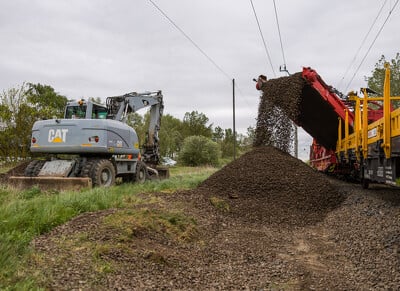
left=345, top=0, right=399, bottom=93
left=272, top=0, right=288, bottom=71
left=249, top=0, right=276, bottom=77
left=338, top=0, right=388, bottom=91
left=148, top=0, right=232, bottom=81
left=147, top=0, right=254, bottom=112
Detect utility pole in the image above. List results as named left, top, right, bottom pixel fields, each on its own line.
left=233, top=79, right=236, bottom=160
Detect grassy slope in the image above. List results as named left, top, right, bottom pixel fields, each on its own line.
left=0, top=166, right=217, bottom=290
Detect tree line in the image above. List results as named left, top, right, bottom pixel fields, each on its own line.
left=129, top=110, right=255, bottom=166
left=0, top=83, right=254, bottom=166
left=1, top=53, right=397, bottom=166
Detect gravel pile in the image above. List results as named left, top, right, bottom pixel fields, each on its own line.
left=198, top=146, right=344, bottom=226
left=254, top=73, right=305, bottom=153
left=27, top=147, right=400, bottom=290
left=323, top=182, right=400, bottom=289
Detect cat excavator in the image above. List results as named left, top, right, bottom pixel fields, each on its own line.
left=10, top=90, right=168, bottom=190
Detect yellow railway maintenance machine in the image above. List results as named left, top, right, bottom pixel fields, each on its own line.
left=336, top=63, right=400, bottom=188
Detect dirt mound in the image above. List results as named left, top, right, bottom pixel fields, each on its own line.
left=198, top=146, right=343, bottom=226
left=254, top=73, right=305, bottom=152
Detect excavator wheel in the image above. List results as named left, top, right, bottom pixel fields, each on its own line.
left=24, top=160, right=46, bottom=177
left=80, top=159, right=115, bottom=187
left=80, top=159, right=96, bottom=178
left=91, top=159, right=116, bottom=187
left=134, top=161, right=148, bottom=184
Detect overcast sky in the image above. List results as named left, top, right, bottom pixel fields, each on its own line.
left=1, top=0, right=399, bottom=160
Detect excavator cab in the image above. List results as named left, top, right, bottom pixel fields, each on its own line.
left=64, top=100, right=108, bottom=119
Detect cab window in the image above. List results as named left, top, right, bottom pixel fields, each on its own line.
left=92, top=104, right=108, bottom=119
left=65, top=106, right=87, bottom=119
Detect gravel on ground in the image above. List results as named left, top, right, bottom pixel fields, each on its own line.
left=29, top=146, right=400, bottom=290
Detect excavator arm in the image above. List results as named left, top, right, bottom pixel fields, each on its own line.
left=106, top=90, right=164, bottom=165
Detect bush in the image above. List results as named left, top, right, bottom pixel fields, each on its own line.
left=179, top=136, right=220, bottom=167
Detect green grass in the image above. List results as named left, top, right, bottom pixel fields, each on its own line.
left=210, top=196, right=230, bottom=212
left=104, top=208, right=198, bottom=242
left=0, top=166, right=217, bottom=290
left=0, top=164, right=16, bottom=174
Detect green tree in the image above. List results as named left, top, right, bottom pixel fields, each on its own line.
left=179, top=135, right=220, bottom=167
left=182, top=111, right=213, bottom=138
left=366, top=53, right=400, bottom=97
left=0, top=83, right=68, bottom=162
left=240, top=126, right=255, bottom=151
left=127, top=112, right=184, bottom=158
left=126, top=112, right=146, bottom=145
left=0, top=84, right=32, bottom=161
left=220, top=128, right=235, bottom=158
left=26, top=83, right=67, bottom=119
left=158, top=114, right=183, bottom=158
left=212, top=126, right=224, bottom=143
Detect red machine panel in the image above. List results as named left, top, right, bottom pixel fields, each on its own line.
left=298, top=67, right=354, bottom=150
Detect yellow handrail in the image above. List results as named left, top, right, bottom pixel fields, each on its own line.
left=336, top=63, right=399, bottom=160
left=362, top=88, right=368, bottom=159
left=382, top=63, right=391, bottom=159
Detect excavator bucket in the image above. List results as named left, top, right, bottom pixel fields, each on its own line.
left=8, top=176, right=92, bottom=191
left=156, top=166, right=170, bottom=180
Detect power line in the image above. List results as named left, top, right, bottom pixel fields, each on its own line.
left=233, top=82, right=255, bottom=111
left=272, top=0, right=287, bottom=68
left=345, top=0, right=399, bottom=93
left=338, top=0, right=387, bottom=90
left=249, top=0, right=276, bottom=77
left=148, top=0, right=257, bottom=120
left=148, top=0, right=255, bottom=113
left=147, top=0, right=232, bottom=81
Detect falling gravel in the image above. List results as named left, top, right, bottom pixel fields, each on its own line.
left=254, top=73, right=305, bottom=153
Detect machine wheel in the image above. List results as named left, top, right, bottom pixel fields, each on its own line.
left=134, top=161, right=148, bottom=184
left=80, top=159, right=96, bottom=178
left=24, top=160, right=45, bottom=177
left=91, top=159, right=116, bottom=187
